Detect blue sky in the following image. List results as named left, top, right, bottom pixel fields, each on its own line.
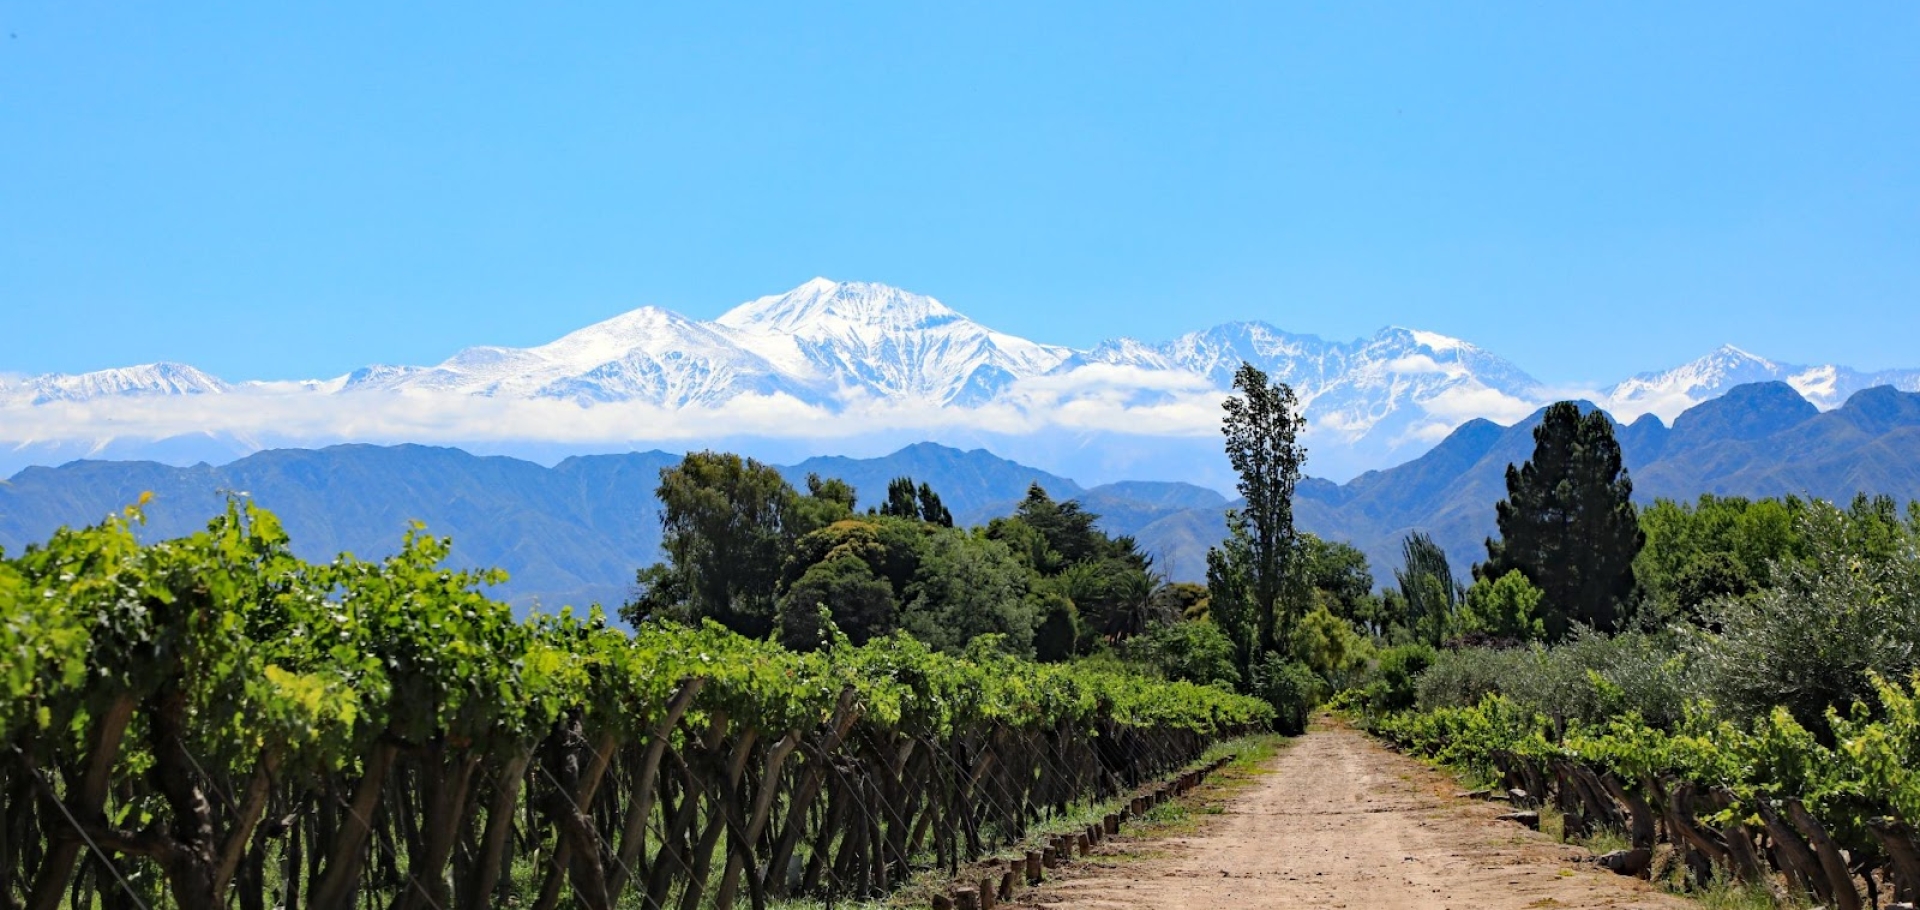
left=3, top=2, right=1915, bottom=383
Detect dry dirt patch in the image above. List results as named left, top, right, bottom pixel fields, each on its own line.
left=1008, top=721, right=1689, bottom=910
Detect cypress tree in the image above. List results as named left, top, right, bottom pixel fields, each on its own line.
left=1479, top=402, right=1643, bottom=640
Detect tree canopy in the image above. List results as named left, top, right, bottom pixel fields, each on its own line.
left=1478, top=402, right=1642, bottom=640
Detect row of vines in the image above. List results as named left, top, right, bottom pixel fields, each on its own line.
left=0, top=500, right=1271, bottom=910
left=1364, top=682, right=1920, bottom=908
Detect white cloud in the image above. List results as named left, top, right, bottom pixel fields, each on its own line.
left=1383, top=354, right=1465, bottom=377
left=1416, top=384, right=1539, bottom=423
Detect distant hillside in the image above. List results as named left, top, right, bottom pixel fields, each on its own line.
left=0, top=443, right=1087, bottom=610
left=1120, top=383, right=1920, bottom=585
left=5, top=383, right=1918, bottom=607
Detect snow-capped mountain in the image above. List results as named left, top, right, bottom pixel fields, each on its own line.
left=0, top=362, right=229, bottom=406
left=1608, top=345, right=1920, bottom=419
left=342, top=305, right=805, bottom=406
left=716, top=279, right=1072, bottom=405
left=5, top=279, right=1916, bottom=483
left=337, top=279, right=1071, bottom=407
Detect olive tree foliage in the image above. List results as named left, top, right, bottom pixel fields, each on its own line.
left=1690, top=499, right=1920, bottom=737
left=1217, top=361, right=1307, bottom=658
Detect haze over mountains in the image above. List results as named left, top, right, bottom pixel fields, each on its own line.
left=3, top=382, right=1916, bottom=612
left=6, top=279, right=1917, bottom=485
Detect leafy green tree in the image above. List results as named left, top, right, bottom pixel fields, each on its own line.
left=623, top=451, right=799, bottom=636
left=1012, top=483, right=1120, bottom=567
left=1031, top=590, right=1080, bottom=662
left=984, top=514, right=1060, bottom=574
left=1694, top=500, right=1920, bottom=737
left=1459, top=569, right=1546, bottom=642
left=1289, top=605, right=1373, bottom=691
left=1122, top=620, right=1241, bottom=689
left=1206, top=510, right=1258, bottom=674
left=776, top=555, right=897, bottom=649
left=1394, top=532, right=1460, bottom=646
left=917, top=482, right=954, bottom=527
left=1291, top=534, right=1375, bottom=624
left=1158, top=581, right=1211, bottom=620
left=1366, top=643, right=1437, bottom=712
left=1249, top=652, right=1323, bottom=736
left=880, top=476, right=921, bottom=520
left=1219, top=362, right=1308, bottom=657
left=798, top=473, right=859, bottom=525
left=1634, top=494, right=1802, bottom=626
left=1479, top=402, right=1643, bottom=640
left=900, top=531, right=1039, bottom=656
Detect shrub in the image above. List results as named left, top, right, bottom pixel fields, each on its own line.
left=1691, top=500, right=1920, bottom=737
left=1252, top=653, right=1325, bottom=736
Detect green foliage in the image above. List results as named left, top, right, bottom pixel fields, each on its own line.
left=1459, top=569, right=1546, bottom=642
left=1634, top=494, right=1803, bottom=626
left=1289, top=604, right=1373, bottom=690
left=1415, top=632, right=1694, bottom=731
left=1030, top=590, right=1080, bottom=662
left=900, top=530, right=1039, bottom=656
left=1291, top=534, right=1376, bottom=622
left=1371, top=673, right=1920, bottom=880
left=1480, top=402, right=1643, bottom=640
left=1205, top=509, right=1258, bottom=672
left=1221, top=361, right=1307, bottom=656
left=3, top=498, right=1274, bottom=910
left=1250, top=653, right=1324, bottom=736
left=628, top=450, right=801, bottom=636
left=1369, top=643, right=1438, bottom=713
left=1122, top=619, right=1242, bottom=690
left=878, top=475, right=954, bottom=527
left=1394, top=531, right=1460, bottom=646
left=776, top=554, right=897, bottom=649
left=1690, top=498, right=1920, bottom=738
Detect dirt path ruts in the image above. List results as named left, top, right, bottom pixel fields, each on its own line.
left=1016, top=721, right=1689, bottom=910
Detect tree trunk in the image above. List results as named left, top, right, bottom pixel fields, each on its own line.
left=308, top=739, right=399, bottom=910
left=1785, top=799, right=1860, bottom=910
left=26, top=692, right=136, bottom=910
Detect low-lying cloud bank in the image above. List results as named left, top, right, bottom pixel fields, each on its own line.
left=0, top=363, right=1623, bottom=485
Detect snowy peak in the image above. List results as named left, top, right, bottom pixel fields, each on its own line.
left=716, top=279, right=1071, bottom=404
left=1605, top=344, right=1920, bottom=418
left=9, top=362, right=230, bottom=405
left=717, top=278, right=963, bottom=336
left=8, top=278, right=1920, bottom=483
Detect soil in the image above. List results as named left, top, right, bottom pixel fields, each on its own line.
left=1010, top=720, right=1691, bottom=910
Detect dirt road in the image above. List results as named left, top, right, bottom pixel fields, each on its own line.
left=1016, top=721, right=1689, bottom=910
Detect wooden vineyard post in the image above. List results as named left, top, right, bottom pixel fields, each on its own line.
left=979, top=875, right=997, bottom=909
left=954, top=886, right=980, bottom=910
left=1025, top=850, right=1043, bottom=884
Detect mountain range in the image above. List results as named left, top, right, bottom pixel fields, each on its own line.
left=3, top=382, right=1916, bottom=610
left=6, top=279, right=1917, bottom=484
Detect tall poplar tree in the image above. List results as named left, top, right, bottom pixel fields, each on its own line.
left=1479, top=402, right=1643, bottom=640
left=1218, top=362, right=1308, bottom=656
